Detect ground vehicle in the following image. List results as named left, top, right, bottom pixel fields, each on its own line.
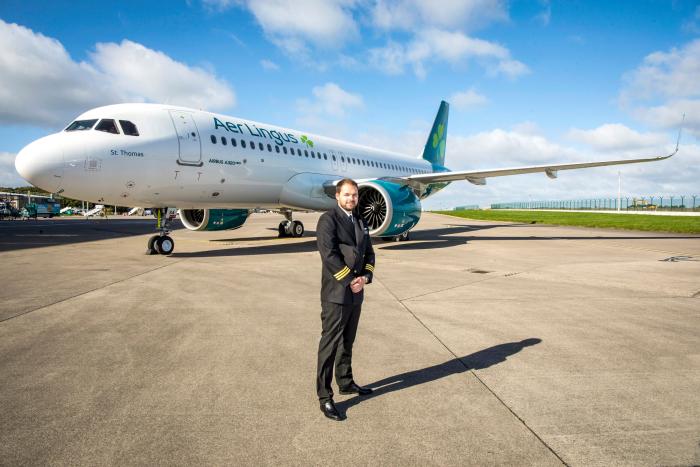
left=24, top=201, right=61, bottom=218
left=0, top=202, right=20, bottom=219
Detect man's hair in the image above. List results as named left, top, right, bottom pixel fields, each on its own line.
left=335, top=178, right=358, bottom=194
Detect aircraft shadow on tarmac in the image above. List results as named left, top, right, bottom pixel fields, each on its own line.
left=173, top=222, right=698, bottom=257
left=0, top=218, right=185, bottom=252
left=335, top=338, right=542, bottom=414
left=172, top=233, right=319, bottom=257
left=380, top=223, right=699, bottom=251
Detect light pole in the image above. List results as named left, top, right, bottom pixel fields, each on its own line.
left=617, top=171, right=621, bottom=212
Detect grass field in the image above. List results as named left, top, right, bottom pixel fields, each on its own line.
left=433, top=210, right=700, bottom=234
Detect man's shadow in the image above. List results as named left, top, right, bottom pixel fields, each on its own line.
left=335, top=338, right=542, bottom=413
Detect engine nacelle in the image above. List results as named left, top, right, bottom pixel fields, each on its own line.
left=179, top=209, right=249, bottom=231
left=358, top=180, right=421, bottom=237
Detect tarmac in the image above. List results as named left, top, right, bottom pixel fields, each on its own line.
left=1, top=212, right=699, bottom=466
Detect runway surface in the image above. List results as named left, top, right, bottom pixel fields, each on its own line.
left=1, top=213, right=699, bottom=466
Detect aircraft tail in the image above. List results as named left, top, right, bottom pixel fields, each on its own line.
left=422, top=100, right=449, bottom=169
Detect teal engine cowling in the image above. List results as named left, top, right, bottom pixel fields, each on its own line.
left=358, top=180, right=421, bottom=237
left=179, top=209, right=249, bottom=231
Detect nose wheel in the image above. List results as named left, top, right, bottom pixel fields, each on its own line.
left=278, top=220, right=304, bottom=238
left=148, top=234, right=175, bottom=255
left=147, top=208, right=177, bottom=255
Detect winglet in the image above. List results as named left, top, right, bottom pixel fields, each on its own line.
left=675, top=113, right=685, bottom=153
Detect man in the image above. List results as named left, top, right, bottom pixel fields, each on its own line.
left=316, top=178, right=376, bottom=421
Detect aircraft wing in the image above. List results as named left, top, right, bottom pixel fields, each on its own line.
left=323, top=148, right=677, bottom=197
left=402, top=151, right=676, bottom=186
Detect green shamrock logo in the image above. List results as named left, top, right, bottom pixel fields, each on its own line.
left=431, top=123, right=444, bottom=149
left=301, top=135, right=314, bottom=148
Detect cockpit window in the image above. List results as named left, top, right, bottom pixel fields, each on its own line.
left=119, top=120, right=140, bottom=136
left=95, top=119, right=120, bottom=134
left=65, top=119, right=98, bottom=131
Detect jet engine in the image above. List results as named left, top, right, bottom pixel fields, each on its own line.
left=179, top=209, right=249, bottom=231
left=357, top=180, right=421, bottom=237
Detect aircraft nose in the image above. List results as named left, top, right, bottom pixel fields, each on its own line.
left=15, top=135, right=64, bottom=192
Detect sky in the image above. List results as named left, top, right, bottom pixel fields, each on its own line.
left=0, top=0, right=698, bottom=209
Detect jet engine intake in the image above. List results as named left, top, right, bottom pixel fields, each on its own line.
left=179, top=209, right=249, bottom=231
left=357, top=180, right=421, bottom=237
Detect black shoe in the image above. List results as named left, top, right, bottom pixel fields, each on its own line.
left=339, top=382, right=373, bottom=396
left=320, top=400, right=343, bottom=421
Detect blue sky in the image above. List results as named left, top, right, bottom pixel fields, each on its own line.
left=1, top=0, right=698, bottom=208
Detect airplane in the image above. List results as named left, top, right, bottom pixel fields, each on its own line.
left=14, top=101, right=677, bottom=255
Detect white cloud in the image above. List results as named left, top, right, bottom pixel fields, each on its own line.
left=295, top=83, right=364, bottom=137
left=0, top=152, right=25, bottom=187
left=260, top=59, right=280, bottom=71
left=235, top=0, right=359, bottom=54
left=0, top=19, right=235, bottom=128
left=371, top=0, right=508, bottom=32
left=511, top=121, right=541, bottom=135
left=223, top=1, right=525, bottom=79
left=620, top=39, right=700, bottom=136
left=567, top=124, right=667, bottom=152
left=449, top=88, right=488, bottom=110
left=369, top=29, right=529, bottom=79
left=297, top=82, right=364, bottom=119
left=91, top=40, right=235, bottom=111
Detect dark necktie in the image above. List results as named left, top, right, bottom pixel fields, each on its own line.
left=349, top=215, right=357, bottom=241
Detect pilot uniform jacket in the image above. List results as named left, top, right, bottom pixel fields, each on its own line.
left=317, top=204, right=376, bottom=305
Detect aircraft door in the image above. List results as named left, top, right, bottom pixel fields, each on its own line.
left=169, top=110, right=202, bottom=166
left=338, top=151, right=348, bottom=172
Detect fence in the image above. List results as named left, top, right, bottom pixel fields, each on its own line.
left=491, top=195, right=700, bottom=212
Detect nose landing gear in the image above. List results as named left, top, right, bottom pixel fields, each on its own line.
left=147, top=208, right=177, bottom=255
left=277, top=210, right=304, bottom=238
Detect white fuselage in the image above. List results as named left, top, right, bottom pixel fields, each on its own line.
left=15, top=103, right=433, bottom=210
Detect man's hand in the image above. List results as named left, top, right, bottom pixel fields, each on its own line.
left=350, top=276, right=366, bottom=294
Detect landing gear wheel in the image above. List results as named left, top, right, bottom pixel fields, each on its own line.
left=157, top=235, right=175, bottom=255
left=291, top=220, right=304, bottom=237
left=278, top=221, right=290, bottom=238
left=381, top=231, right=410, bottom=242
left=146, top=235, right=159, bottom=255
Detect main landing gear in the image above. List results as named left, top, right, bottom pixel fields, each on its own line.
left=147, top=208, right=177, bottom=255
left=381, top=230, right=411, bottom=242
left=277, top=210, right=304, bottom=238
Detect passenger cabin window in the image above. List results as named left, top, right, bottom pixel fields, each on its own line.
left=231, top=138, right=237, bottom=147
left=119, top=120, right=139, bottom=136
left=221, top=137, right=227, bottom=146
left=211, top=135, right=217, bottom=144
left=241, top=140, right=247, bottom=148
left=65, top=119, right=98, bottom=131
left=95, top=119, right=119, bottom=134
left=283, top=147, right=288, bottom=154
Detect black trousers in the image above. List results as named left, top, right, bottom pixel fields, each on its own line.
left=316, top=301, right=362, bottom=403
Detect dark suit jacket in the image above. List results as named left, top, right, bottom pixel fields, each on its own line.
left=317, top=204, right=376, bottom=305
